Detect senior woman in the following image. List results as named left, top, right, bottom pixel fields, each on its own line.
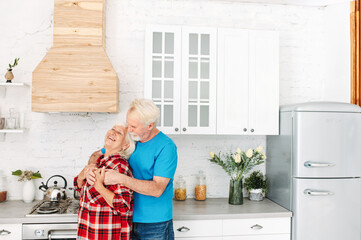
left=74, top=122, right=135, bottom=240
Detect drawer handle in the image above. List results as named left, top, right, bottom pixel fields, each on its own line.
left=251, top=224, right=263, bottom=230
left=0, top=229, right=11, bottom=235
left=177, top=226, right=190, bottom=232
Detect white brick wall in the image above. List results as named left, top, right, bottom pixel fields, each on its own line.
left=0, top=0, right=350, bottom=200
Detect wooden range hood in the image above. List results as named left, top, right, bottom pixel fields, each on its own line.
left=32, top=0, right=118, bottom=112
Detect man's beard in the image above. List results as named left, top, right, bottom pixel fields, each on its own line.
left=129, top=132, right=141, bottom=141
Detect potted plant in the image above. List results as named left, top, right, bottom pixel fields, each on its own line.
left=208, top=146, right=266, bottom=205
left=12, top=169, right=41, bottom=203
left=244, top=170, right=268, bottom=201
left=5, top=58, right=20, bottom=83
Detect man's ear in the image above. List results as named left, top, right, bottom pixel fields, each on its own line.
left=148, top=122, right=155, bottom=130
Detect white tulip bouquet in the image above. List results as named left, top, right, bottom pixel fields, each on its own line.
left=209, top=146, right=266, bottom=182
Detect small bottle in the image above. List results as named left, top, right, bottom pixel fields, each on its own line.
left=174, top=175, right=187, bottom=201
left=6, top=108, right=16, bottom=129
left=195, top=171, right=207, bottom=201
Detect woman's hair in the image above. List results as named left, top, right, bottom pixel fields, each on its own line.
left=128, top=98, right=160, bottom=127
left=113, top=122, right=135, bottom=159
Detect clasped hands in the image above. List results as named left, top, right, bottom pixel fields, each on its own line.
left=83, top=164, right=119, bottom=187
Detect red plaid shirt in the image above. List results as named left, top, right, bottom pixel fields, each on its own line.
left=74, top=154, right=133, bottom=240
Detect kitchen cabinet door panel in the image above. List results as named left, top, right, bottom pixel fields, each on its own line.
left=181, top=27, right=217, bottom=134
left=217, top=28, right=249, bottom=134
left=145, top=25, right=182, bottom=134
left=248, top=30, right=279, bottom=135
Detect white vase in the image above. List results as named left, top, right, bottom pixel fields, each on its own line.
left=22, top=180, right=35, bottom=203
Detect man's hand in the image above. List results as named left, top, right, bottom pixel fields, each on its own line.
left=104, top=169, right=123, bottom=185
left=88, top=150, right=102, bottom=165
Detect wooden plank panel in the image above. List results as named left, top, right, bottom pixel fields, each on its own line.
left=32, top=92, right=118, bottom=112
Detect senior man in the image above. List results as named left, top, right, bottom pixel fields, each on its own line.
left=88, top=98, right=178, bottom=240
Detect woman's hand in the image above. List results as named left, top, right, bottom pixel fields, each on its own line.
left=94, top=167, right=106, bottom=191
left=84, top=163, right=97, bottom=186
left=77, top=163, right=97, bottom=188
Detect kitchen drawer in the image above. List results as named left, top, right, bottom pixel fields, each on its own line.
left=223, top=217, right=290, bottom=236
left=174, top=220, right=222, bottom=238
left=176, top=238, right=222, bottom=240
left=0, top=223, right=22, bottom=239
left=223, top=234, right=290, bottom=240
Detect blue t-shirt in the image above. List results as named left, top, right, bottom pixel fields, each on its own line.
left=128, top=131, right=178, bottom=223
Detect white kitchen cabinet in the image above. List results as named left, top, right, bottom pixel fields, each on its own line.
left=145, top=25, right=182, bottom=134
left=223, top=235, right=290, bottom=240
left=145, top=25, right=279, bottom=135
left=0, top=224, right=22, bottom=239
left=180, top=27, right=217, bottom=134
left=145, top=25, right=217, bottom=134
left=223, top=217, right=290, bottom=236
left=174, top=219, right=222, bottom=238
left=217, top=28, right=279, bottom=135
left=174, top=217, right=290, bottom=239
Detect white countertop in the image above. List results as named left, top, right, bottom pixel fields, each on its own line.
left=0, top=198, right=292, bottom=224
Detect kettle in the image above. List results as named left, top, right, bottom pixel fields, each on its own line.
left=39, top=175, right=67, bottom=201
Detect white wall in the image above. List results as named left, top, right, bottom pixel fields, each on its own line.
left=0, top=0, right=350, bottom=200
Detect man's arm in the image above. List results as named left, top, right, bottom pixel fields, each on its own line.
left=104, top=170, right=169, bottom=198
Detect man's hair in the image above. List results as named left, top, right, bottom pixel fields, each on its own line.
left=128, top=98, right=160, bottom=127
left=113, top=122, right=135, bottom=159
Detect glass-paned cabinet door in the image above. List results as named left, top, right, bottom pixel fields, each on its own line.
left=181, top=27, right=217, bottom=134
left=145, top=25, right=182, bottom=134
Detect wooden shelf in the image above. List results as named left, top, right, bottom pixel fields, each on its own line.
left=0, top=129, right=25, bottom=133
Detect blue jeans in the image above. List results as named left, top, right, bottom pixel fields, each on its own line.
left=132, top=219, right=174, bottom=240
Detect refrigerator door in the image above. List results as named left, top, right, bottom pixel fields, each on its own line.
left=293, top=112, right=361, bottom=178
left=292, top=178, right=361, bottom=240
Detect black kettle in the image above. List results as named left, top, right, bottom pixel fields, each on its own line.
left=39, top=175, right=68, bottom=201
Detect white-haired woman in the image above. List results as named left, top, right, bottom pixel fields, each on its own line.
left=74, top=122, right=135, bottom=240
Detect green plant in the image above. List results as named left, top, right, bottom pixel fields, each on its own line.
left=208, top=146, right=266, bottom=182
left=12, top=170, right=42, bottom=182
left=244, top=171, right=268, bottom=193
left=7, top=58, right=20, bottom=71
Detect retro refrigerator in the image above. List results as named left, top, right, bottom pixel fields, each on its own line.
left=266, top=102, right=361, bottom=240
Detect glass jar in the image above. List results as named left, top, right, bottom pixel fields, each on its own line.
left=6, top=108, right=16, bottom=129
left=0, top=171, right=7, bottom=202
left=174, top=175, right=187, bottom=201
left=195, top=171, right=207, bottom=201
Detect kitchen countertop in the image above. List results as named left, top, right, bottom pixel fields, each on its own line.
left=0, top=198, right=291, bottom=224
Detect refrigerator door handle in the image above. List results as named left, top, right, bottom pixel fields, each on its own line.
left=304, top=189, right=334, bottom=196
left=304, top=161, right=335, bottom=168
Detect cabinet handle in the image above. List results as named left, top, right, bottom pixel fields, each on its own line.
left=177, top=226, right=190, bottom=232
left=243, top=128, right=247, bottom=132
left=250, top=129, right=254, bottom=132
left=251, top=224, right=263, bottom=230
left=175, top=128, right=179, bottom=132
left=0, top=229, right=11, bottom=235
left=182, top=128, right=187, bottom=132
